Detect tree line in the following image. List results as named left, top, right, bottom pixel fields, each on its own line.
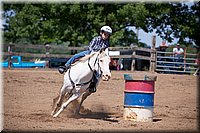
left=2, top=2, right=200, bottom=49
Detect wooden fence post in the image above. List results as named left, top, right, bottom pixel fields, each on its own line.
left=150, top=36, right=156, bottom=72
left=45, top=44, right=51, bottom=55
left=131, top=50, right=136, bottom=71
left=184, top=47, right=187, bottom=72
left=45, top=44, right=51, bottom=67
left=8, top=43, right=13, bottom=69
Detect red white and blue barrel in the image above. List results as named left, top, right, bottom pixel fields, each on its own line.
left=124, top=92, right=154, bottom=107
left=125, top=80, right=155, bottom=93
left=123, top=74, right=156, bottom=122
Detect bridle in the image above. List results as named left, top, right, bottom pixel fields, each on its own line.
left=68, top=52, right=103, bottom=88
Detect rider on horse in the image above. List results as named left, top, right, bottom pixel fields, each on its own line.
left=58, top=25, right=112, bottom=92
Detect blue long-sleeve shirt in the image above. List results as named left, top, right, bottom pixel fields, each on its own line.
left=88, top=36, right=109, bottom=52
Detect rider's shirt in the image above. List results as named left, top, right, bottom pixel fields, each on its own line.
left=88, top=36, right=109, bottom=52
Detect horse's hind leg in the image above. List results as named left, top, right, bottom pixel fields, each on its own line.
left=51, top=85, right=67, bottom=116
left=75, top=90, right=91, bottom=115
left=53, top=92, right=81, bottom=118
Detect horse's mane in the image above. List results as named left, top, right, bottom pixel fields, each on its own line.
left=71, top=52, right=97, bottom=66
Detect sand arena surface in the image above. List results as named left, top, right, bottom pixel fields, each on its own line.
left=2, top=69, right=199, bottom=132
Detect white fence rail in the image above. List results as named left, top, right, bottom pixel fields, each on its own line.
left=156, top=50, right=198, bottom=74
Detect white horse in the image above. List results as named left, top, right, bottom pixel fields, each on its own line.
left=51, top=49, right=111, bottom=117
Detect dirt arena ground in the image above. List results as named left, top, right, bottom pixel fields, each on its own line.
left=2, top=69, right=199, bottom=132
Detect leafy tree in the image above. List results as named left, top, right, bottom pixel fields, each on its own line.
left=144, top=2, right=200, bottom=48
left=2, top=3, right=148, bottom=47
left=2, top=2, right=199, bottom=49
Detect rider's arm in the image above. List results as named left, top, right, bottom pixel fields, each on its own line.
left=88, top=36, right=99, bottom=52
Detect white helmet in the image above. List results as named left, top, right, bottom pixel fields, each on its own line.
left=100, top=26, right=112, bottom=35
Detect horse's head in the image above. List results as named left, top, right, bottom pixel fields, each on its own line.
left=98, top=49, right=111, bottom=81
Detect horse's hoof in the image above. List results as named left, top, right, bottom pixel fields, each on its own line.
left=52, top=113, right=59, bottom=118
left=53, top=115, right=57, bottom=118
left=51, top=112, right=54, bottom=116
left=75, top=112, right=80, bottom=116
left=74, top=113, right=81, bottom=119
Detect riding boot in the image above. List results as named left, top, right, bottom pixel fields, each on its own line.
left=89, top=86, right=96, bottom=93
left=88, top=80, right=97, bottom=93
left=88, top=74, right=98, bottom=93
left=58, top=64, right=70, bottom=74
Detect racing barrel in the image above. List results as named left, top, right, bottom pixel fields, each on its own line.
left=123, top=74, right=157, bottom=122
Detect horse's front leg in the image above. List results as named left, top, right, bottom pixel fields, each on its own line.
left=53, top=92, right=81, bottom=118
left=75, top=90, right=91, bottom=115
left=51, top=92, right=70, bottom=116
left=51, top=85, right=67, bottom=116
left=51, top=95, right=65, bottom=116
left=52, top=95, right=59, bottom=112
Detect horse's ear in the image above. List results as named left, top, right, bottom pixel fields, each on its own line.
left=100, top=48, right=105, bottom=53
left=100, top=48, right=109, bottom=56
left=99, top=48, right=109, bottom=56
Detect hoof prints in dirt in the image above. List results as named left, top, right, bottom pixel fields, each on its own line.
left=76, top=112, right=119, bottom=122
left=28, top=113, right=54, bottom=122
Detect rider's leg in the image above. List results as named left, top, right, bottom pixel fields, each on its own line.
left=58, top=50, right=91, bottom=74
left=65, top=51, right=90, bottom=66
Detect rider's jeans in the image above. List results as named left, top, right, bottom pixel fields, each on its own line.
left=65, top=50, right=91, bottom=66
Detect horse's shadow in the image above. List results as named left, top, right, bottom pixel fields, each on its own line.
left=74, top=112, right=119, bottom=122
